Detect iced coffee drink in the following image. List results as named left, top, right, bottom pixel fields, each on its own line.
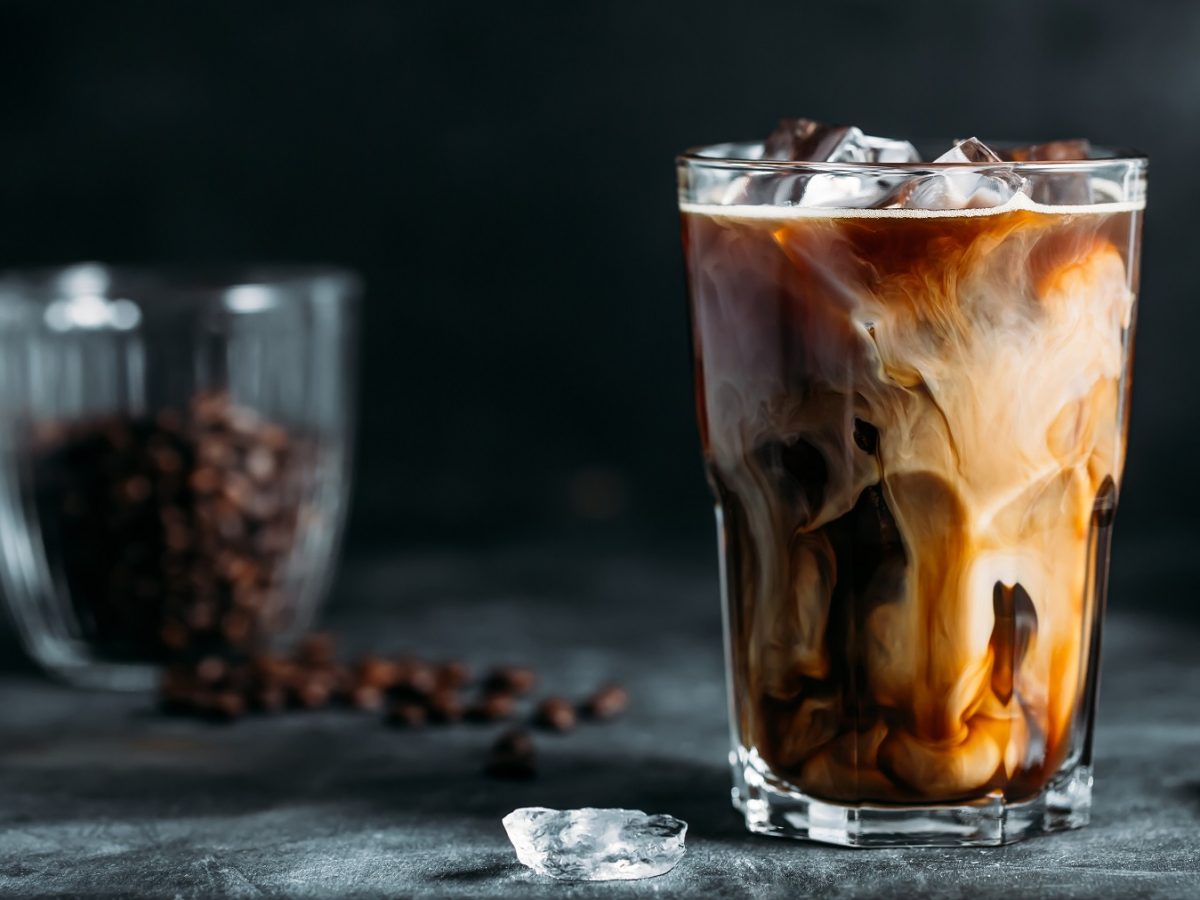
left=678, top=122, right=1145, bottom=846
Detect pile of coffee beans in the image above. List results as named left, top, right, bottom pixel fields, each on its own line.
left=32, top=391, right=312, bottom=662
left=156, top=631, right=627, bottom=778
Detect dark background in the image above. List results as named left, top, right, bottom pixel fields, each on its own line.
left=0, top=0, right=1193, bottom=616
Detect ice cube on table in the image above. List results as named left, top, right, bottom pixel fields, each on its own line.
left=502, top=807, right=687, bottom=881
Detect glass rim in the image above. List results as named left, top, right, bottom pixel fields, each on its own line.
left=0, top=262, right=360, bottom=309
left=677, top=140, right=1149, bottom=174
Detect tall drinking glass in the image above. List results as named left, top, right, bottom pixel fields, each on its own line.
left=678, top=143, right=1146, bottom=846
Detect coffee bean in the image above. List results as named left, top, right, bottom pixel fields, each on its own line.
left=220, top=610, right=253, bottom=646
left=297, top=633, right=336, bottom=667
left=245, top=446, right=277, bottom=483
left=195, top=656, right=227, bottom=685
left=120, top=476, right=152, bottom=504
left=354, top=655, right=399, bottom=689
left=258, top=424, right=290, bottom=452
left=485, top=729, right=536, bottom=779
left=534, top=697, right=576, bottom=732
left=190, top=391, right=229, bottom=426
left=350, top=683, right=386, bottom=712
left=293, top=676, right=333, bottom=710
left=209, top=690, right=246, bottom=721
left=188, top=467, right=221, bottom=495
left=427, top=688, right=464, bottom=723
left=583, top=684, right=628, bottom=720
left=396, top=659, right=437, bottom=695
left=185, top=601, right=217, bottom=632
left=468, top=691, right=515, bottom=722
left=250, top=652, right=288, bottom=683
left=148, top=441, right=184, bottom=475
left=226, top=405, right=261, bottom=436
left=254, top=684, right=287, bottom=713
left=436, top=660, right=471, bottom=689
left=484, top=665, right=537, bottom=695
left=387, top=700, right=428, bottom=728
left=222, top=473, right=257, bottom=515
left=198, top=436, right=236, bottom=469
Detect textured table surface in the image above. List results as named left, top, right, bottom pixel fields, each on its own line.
left=1, top=546, right=1198, bottom=899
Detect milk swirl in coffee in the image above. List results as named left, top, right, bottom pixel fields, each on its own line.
left=681, top=125, right=1142, bottom=804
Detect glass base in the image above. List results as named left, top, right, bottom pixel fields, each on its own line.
left=731, top=750, right=1093, bottom=847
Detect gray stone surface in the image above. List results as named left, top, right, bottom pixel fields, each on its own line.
left=1, top=546, right=1198, bottom=898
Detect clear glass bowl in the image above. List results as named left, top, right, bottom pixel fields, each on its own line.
left=0, top=264, right=359, bottom=689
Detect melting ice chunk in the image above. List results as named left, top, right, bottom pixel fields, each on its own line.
left=749, top=118, right=918, bottom=206
left=881, top=137, right=1025, bottom=210
left=939, top=136, right=1004, bottom=164
left=764, top=118, right=859, bottom=163
left=764, top=118, right=920, bottom=164
left=502, top=807, right=687, bottom=881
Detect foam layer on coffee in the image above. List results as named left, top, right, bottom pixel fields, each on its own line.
left=685, top=200, right=1140, bottom=803
left=680, top=193, right=1145, bottom=220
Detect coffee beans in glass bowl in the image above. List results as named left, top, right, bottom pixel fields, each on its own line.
left=0, top=264, right=358, bottom=689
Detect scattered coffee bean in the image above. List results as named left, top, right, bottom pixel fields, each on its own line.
left=534, top=697, right=577, bottom=732
left=254, top=684, right=287, bottom=714
left=484, top=665, right=537, bottom=695
left=152, top=642, right=624, bottom=795
left=396, top=659, right=438, bottom=695
left=387, top=700, right=428, bottom=728
left=426, top=688, right=465, bottom=723
left=436, top=660, right=471, bottom=689
left=354, top=655, right=399, bottom=689
left=293, top=676, right=333, bottom=710
left=469, top=691, right=515, bottom=722
left=583, top=684, right=628, bottom=720
left=350, top=683, right=386, bottom=712
left=485, top=729, right=536, bottom=779
left=208, top=690, right=246, bottom=721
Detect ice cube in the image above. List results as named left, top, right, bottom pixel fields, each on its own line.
left=764, top=118, right=858, bottom=162
left=759, top=119, right=918, bottom=206
left=764, top=118, right=919, bottom=164
left=939, top=136, right=1004, bottom=164
left=859, top=133, right=922, bottom=163
left=502, top=807, right=687, bottom=882
left=881, top=137, right=1024, bottom=210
